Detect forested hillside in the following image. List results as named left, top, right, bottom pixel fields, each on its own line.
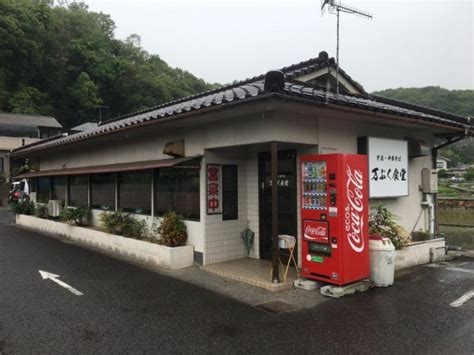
left=373, top=87, right=474, bottom=165
left=0, top=1, right=216, bottom=128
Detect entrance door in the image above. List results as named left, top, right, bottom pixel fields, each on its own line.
left=258, top=150, right=297, bottom=261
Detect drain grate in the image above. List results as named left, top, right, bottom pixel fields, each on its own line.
left=254, top=301, right=297, bottom=314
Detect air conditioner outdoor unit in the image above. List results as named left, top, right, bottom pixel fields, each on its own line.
left=48, top=200, right=63, bottom=217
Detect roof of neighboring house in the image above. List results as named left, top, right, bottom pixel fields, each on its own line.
left=11, top=53, right=473, bottom=156
left=437, top=155, right=451, bottom=161
left=0, top=112, right=62, bottom=129
left=70, top=122, right=99, bottom=132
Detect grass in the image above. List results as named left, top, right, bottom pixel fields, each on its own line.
left=439, top=208, right=474, bottom=226
left=439, top=208, right=474, bottom=250
left=437, top=184, right=461, bottom=197
left=439, top=226, right=474, bottom=250
left=437, top=181, right=474, bottom=199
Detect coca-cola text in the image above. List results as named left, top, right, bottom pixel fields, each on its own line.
left=345, top=166, right=365, bottom=253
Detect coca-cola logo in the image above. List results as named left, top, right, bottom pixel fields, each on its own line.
left=304, top=223, right=328, bottom=241
left=305, top=226, right=326, bottom=237
left=345, top=166, right=365, bottom=253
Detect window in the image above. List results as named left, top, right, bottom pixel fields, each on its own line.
left=155, top=168, right=200, bottom=220
left=30, top=177, right=37, bottom=193
left=37, top=177, right=51, bottom=203
left=68, top=175, right=89, bottom=207
left=118, top=171, right=151, bottom=214
left=91, top=173, right=115, bottom=210
left=51, top=176, right=66, bottom=204
left=0, top=157, right=3, bottom=173
left=222, top=165, right=238, bottom=220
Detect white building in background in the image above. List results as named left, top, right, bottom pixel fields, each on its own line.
left=12, top=52, right=474, bottom=266
left=0, top=112, right=62, bottom=205
left=436, top=155, right=450, bottom=170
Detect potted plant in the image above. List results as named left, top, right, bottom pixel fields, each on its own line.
left=156, top=211, right=187, bottom=247
left=369, top=205, right=410, bottom=250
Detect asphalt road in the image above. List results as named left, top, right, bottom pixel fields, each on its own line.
left=0, top=221, right=473, bottom=353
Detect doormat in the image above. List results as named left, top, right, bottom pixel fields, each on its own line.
left=254, top=301, right=298, bottom=314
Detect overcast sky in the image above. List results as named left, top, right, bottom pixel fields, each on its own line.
left=85, top=0, right=473, bottom=92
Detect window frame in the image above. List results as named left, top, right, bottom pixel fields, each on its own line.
left=68, top=175, right=90, bottom=207
left=118, top=170, right=152, bottom=215
left=90, top=173, right=116, bottom=211
left=154, top=167, right=200, bottom=221
left=51, top=176, right=66, bottom=203
left=37, top=176, right=51, bottom=204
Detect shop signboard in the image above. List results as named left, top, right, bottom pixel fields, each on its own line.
left=359, top=137, right=408, bottom=198
left=206, top=164, right=222, bottom=214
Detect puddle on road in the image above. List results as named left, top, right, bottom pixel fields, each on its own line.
left=254, top=301, right=298, bottom=314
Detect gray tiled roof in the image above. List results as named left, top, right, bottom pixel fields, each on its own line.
left=0, top=112, right=62, bottom=128
left=70, top=122, right=99, bottom=132
left=12, top=55, right=472, bottom=156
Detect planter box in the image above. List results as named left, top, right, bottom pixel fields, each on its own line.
left=16, top=214, right=194, bottom=270
left=395, top=238, right=446, bottom=271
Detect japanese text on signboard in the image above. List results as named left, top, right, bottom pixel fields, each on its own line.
left=207, top=164, right=222, bottom=214
left=367, top=138, right=408, bottom=198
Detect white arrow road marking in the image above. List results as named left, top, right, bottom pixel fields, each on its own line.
left=39, top=270, right=83, bottom=296
left=450, top=290, right=474, bottom=308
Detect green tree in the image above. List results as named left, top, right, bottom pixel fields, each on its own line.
left=465, top=168, right=474, bottom=182
left=0, top=1, right=216, bottom=128
left=438, top=169, right=448, bottom=179
left=68, top=72, right=102, bottom=110
left=373, top=87, right=474, bottom=165
left=9, top=86, right=50, bottom=114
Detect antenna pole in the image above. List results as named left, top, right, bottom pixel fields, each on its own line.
left=336, top=7, right=340, bottom=95
left=321, top=0, right=372, bottom=96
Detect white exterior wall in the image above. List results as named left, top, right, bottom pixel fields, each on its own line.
left=1, top=136, right=40, bottom=178
left=436, top=158, right=448, bottom=170
left=203, top=156, right=249, bottom=265
left=0, top=136, right=39, bottom=151
left=31, top=105, right=439, bottom=265
left=317, top=115, right=432, bottom=234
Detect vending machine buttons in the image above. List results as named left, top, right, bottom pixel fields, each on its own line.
left=330, top=189, right=337, bottom=206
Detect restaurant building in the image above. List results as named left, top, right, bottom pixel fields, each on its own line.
left=12, top=52, right=473, bottom=266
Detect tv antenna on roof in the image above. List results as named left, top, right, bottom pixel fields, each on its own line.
left=321, top=0, right=372, bottom=95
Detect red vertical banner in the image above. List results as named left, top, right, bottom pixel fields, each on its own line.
left=207, top=164, right=222, bottom=215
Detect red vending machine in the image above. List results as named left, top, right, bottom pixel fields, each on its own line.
left=300, top=154, right=369, bottom=285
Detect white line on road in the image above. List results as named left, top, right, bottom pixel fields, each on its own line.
left=39, top=270, right=83, bottom=296
left=450, top=290, right=474, bottom=308
left=446, top=267, right=474, bottom=275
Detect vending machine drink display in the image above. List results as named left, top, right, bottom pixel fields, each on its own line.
left=301, top=154, right=369, bottom=285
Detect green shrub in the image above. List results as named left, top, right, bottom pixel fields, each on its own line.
left=465, top=168, right=474, bottom=181
left=156, top=211, right=187, bottom=247
left=10, top=201, right=35, bottom=215
left=437, top=169, right=448, bottom=179
left=35, top=204, right=49, bottom=219
left=99, top=210, right=146, bottom=239
left=369, top=205, right=410, bottom=250
left=60, top=206, right=92, bottom=226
